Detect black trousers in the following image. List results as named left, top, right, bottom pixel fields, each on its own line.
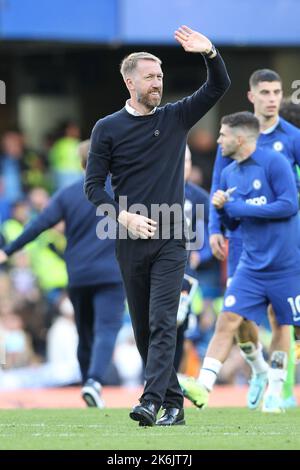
left=116, top=236, right=187, bottom=409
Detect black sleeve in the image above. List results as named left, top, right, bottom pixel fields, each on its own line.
left=84, top=120, right=121, bottom=218
left=176, top=51, right=230, bottom=130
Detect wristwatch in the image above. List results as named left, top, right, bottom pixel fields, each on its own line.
left=203, top=44, right=217, bottom=59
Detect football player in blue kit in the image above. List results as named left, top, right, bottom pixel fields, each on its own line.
left=181, top=111, right=300, bottom=412
left=208, top=70, right=300, bottom=410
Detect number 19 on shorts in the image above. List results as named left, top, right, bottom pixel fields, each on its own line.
left=287, top=296, right=300, bottom=322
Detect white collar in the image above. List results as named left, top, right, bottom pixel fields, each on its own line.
left=125, top=99, right=156, bottom=116
left=261, top=117, right=280, bottom=135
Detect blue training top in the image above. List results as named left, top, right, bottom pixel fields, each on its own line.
left=209, top=117, right=300, bottom=239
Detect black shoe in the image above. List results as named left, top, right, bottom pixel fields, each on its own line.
left=129, top=400, right=158, bottom=426
left=156, top=407, right=185, bottom=426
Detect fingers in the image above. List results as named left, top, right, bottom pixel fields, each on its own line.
left=215, top=190, right=226, bottom=198
left=212, top=196, right=224, bottom=208
left=143, top=217, right=157, bottom=227
left=211, top=241, right=226, bottom=261
left=212, top=190, right=227, bottom=208
left=177, top=25, right=193, bottom=37
left=174, top=25, right=192, bottom=43
left=213, top=245, right=226, bottom=261
left=128, top=215, right=157, bottom=239
left=135, top=226, right=155, bottom=238
left=174, top=31, right=187, bottom=45
left=138, top=226, right=156, bottom=238
left=174, top=29, right=187, bottom=39
left=210, top=235, right=226, bottom=261
left=141, top=219, right=157, bottom=238
left=181, top=25, right=194, bottom=34
left=140, top=216, right=157, bottom=238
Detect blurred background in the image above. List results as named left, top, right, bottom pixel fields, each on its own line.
left=0, top=0, right=299, bottom=398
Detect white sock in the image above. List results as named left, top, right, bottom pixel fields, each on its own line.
left=265, top=351, right=287, bottom=398
left=266, top=368, right=287, bottom=397
left=198, top=357, right=222, bottom=392
left=239, top=341, right=268, bottom=375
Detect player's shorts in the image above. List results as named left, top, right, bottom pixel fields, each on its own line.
left=223, top=268, right=300, bottom=327
left=227, top=236, right=243, bottom=279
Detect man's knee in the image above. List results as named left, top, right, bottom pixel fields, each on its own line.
left=216, top=311, right=243, bottom=334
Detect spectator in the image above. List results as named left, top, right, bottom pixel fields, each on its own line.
left=49, top=121, right=82, bottom=189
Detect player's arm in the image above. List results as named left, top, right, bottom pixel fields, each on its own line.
left=198, top=188, right=213, bottom=264
left=190, top=188, right=212, bottom=268
left=209, top=146, right=228, bottom=236
left=174, top=26, right=230, bottom=129
left=212, top=169, right=240, bottom=231
left=196, top=220, right=212, bottom=264
left=213, top=191, right=241, bottom=231
left=225, top=156, right=298, bottom=219
left=292, top=130, right=300, bottom=168
left=292, top=131, right=300, bottom=193
left=0, top=194, right=64, bottom=260
left=210, top=157, right=233, bottom=259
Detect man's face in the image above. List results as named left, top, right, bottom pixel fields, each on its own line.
left=2, top=132, right=24, bottom=158
left=217, top=124, right=240, bottom=157
left=129, top=59, right=163, bottom=110
left=248, top=81, right=283, bottom=119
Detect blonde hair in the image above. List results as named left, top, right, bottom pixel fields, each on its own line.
left=120, top=52, right=162, bottom=80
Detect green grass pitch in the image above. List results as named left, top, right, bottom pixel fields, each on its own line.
left=0, top=408, right=299, bottom=450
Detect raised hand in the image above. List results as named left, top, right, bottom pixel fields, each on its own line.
left=174, top=25, right=212, bottom=54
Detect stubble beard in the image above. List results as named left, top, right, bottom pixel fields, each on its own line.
left=137, top=90, right=162, bottom=111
